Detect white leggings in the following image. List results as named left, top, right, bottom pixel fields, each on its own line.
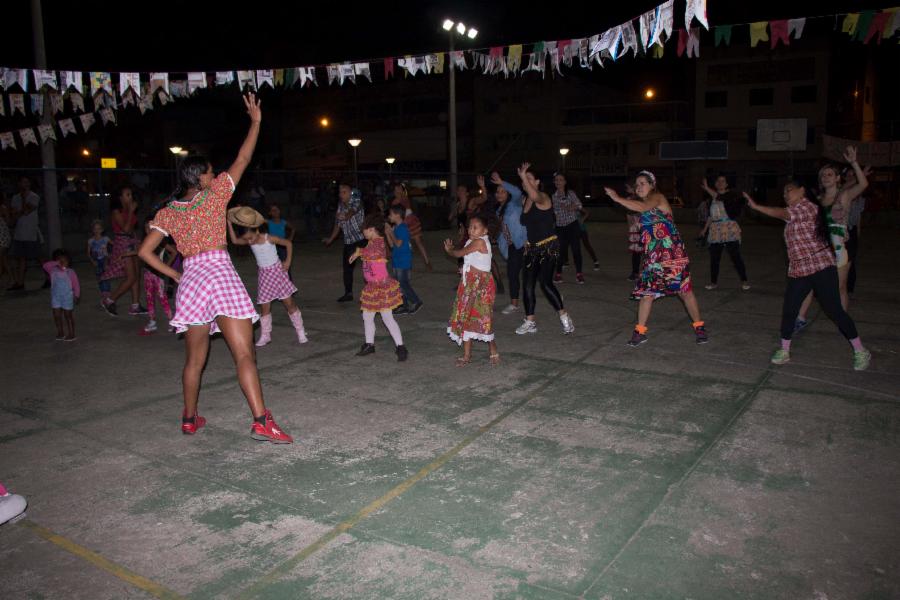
left=362, top=310, right=404, bottom=346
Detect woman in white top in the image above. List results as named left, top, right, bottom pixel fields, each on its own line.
left=227, top=207, right=308, bottom=347
left=444, top=214, right=500, bottom=367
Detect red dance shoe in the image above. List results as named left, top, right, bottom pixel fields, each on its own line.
left=181, top=412, right=207, bottom=435
left=250, top=410, right=293, bottom=444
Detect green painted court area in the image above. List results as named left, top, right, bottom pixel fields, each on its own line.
left=1, top=223, right=898, bottom=599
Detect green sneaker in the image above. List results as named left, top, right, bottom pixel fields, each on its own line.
left=853, top=349, right=871, bottom=371
left=770, top=348, right=791, bottom=365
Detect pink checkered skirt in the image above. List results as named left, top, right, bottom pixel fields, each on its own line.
left=256, top=263, right=297, bottom=304
left=170, top=250, right=258, bottom=335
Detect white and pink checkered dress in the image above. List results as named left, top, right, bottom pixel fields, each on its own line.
left=170, top=250, right=258, bottom=335
left=257, top=264, right=297, bottom=304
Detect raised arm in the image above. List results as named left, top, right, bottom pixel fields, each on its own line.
left=838, top=146, right=869, bottom=205
left=517, top=162, right=540, bottom=205
left=604, top=187, right=647, bottom=213
left=700, top=177, right=717, bottom=199
left=226, top=220, right=249, bottom=246
left=443, top=237, right=487, bottom=258
left=743, top=192, right=789, bottom=221
left=227, top=94, right=262, bottom=188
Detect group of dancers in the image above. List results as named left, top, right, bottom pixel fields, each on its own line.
left=33, top=93, right=874, bottom=449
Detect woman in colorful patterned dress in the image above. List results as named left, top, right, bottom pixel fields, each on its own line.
left=699, top=175, right=750, bottom=290
left=744, top=181, right=870, bottom=370
left=100, top=186, right=146, bottom=317
left=604, top=171, right=708, bottom=347
left=139, top=93, right=293, bottom=444
left=444, top=214, right=500, bottom=367
left=350, top=213, right=408, bottom=361
left=794, top=147, right=868, bottom=331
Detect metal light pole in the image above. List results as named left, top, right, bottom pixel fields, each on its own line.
left=348, top=138, right=362, bottom=186
left=31, top=0, right=61, bottom=250
left=386, top=157, right=395, bottom=180
left=443, top=19, right=478, bottom=203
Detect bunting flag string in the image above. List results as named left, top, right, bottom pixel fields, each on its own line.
left=2, top=3, right=900, bottom=152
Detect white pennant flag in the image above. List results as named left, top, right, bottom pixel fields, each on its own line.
left=49, top=93, right=64, bottom=114
left=237, top=71, right=256, bottom=90
left=788, top=18, right=806, bottom=40
left=215, top=71, right=235, bottom=86
left=30, top=94, right=44, bottom=115
left=120, top=72, right=140, bottom=95
left=70, top=92, right=85, bottom=113
left=326, top=65, right=340, bottom=85
left=659, top=0, right=675, bottom=40
left=4, top=69, right=29, bottom=91
left=1, top=132, right=16, bottom=150
left=297, top=67, right=317, bottom=87
left=150, top=73, right=170, bottom=95
left=579, top=38, right=592, bottom=68
left=59, top=118, right=77, bottom=137
left=139, top=94, right=154, bottom=114
left=640, top=4, right=665, bottom=49
left=10, top=94, right=25, bottom=116
left=338, top=64, right=356, bottom=85
left=255, top=70, right=274, bottom=88
left=19, top=128, right=38, bottom=146
left=38, top=124, right=56, bottom=143
left=353, top=63, right=372, bottom=82
left=99, top=107, right=116, bottom=125
left=188, top=72, right=207, bottom=94
left=59, top=71, right=83, bottom=92
left=169, top=80, right=187, bottom=98
left=621, top=21, right=639, bottom=57
left=79, top=113, right=96, bottom=132
left=34, top=70, right=58, bottom=90
left=685, top=0, right=709, bottom=30
left=450, top=51, right=468, bottom=70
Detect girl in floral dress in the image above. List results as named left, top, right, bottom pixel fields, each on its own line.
left=349, top=214, right=408, bottom=361
left=444, top=214, right=500, bottom=367
left=605, top=171, right=708, bottom=347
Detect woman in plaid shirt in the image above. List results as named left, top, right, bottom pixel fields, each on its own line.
left=745, top=180, right=870, bottom=371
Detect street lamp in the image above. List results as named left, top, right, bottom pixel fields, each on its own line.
left=386, top=157, right=396, bottom=179
left=644, top=88, right=656, bottom=100
left=81, top=148, right=90, bottom=157
left=442, top=18, right=479, bottom=205
left=168, top=146, right=183, bottom=155
left=559, top=147, right=570, bottom=171
left=348, top=138, right=362, bottom=185
left=319, top=117, right=330, bottom=128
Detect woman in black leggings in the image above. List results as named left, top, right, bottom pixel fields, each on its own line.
left=744, top=182, right=870, bottom=371
left=515, top=162, right=575, bottom=335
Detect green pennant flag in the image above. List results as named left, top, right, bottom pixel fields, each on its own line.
left=854, top=10, right=875, bottom=40
left=533, top=41, right=545, bottom=55
left=283, top=68, right=296, bottom=87
left=714, top=24, right=733, bottom=46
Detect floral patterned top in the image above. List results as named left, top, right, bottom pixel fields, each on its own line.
left=360, top=237, right=389, bottom=283
left=150, top=173, right=235, bottom=258
left=632, top=207, right=692, bottom=299
left=707, top=199, right=742, bottom=244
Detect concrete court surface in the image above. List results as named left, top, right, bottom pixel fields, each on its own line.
left=0, top=221, right=898, bottom=600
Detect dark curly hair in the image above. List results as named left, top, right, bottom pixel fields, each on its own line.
left=362, top=213, right=386, bottom=238
left=468, top=210, right=501, bottom=240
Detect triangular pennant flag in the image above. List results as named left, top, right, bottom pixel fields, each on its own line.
left=507, top=45, right=523, bottom=74
left=606, top=27, right=624, bottom=60
left=169, top=80, right=187, bottom=98
left=70, top=92, right=85, bottom=113
left=59, top=71, right=83, bottom=93
left=353, top=63, right=372, bottom=82
left=653, top=42, right=665, bottom=58
left=714, top=25, right=732, bottom=46
left=486, top=47, right=505, bottom=75
left=298, top=67, right=317, bottom=87
left=121, top=89, right=136, bottom=107
left=150, top=73, right=169, bottom=95
left=659, top=0, right=675, bottom=39
left=384, top=58, right=395, bottom=79
left=90, top=72, right=112, bottom=96
left=139, top=94, right=154, bottom=114
left=30, top=94, right=44, bottom=115
left=326, top=64, right=340, bottom=85
left=788, top=18, right=806, bottom=40
left=3, top=69, right=28, bottom=91
left=640, top=5, right=664, bottom=49
left=49, top=93, right=63, bottom=114
left=120, top=72, right=140, bottom=95
left=79, top=113, right=96, bottom=132
left=10, top=94, right=25, bottom=116
left=99, top=107, right=116, bottom=125
left=591, top=30, right=616, bottom=60
left=58, top=118, right=76, bottom=137
left=557, top=40, right=574, bottom=67
left=340, top=63, right=357, bottom=84
left=770, top=20, right=790, bottom=48
left=450, top=51, right=468, bottom=70
left=33, top=70, right=57, bottom=90
left=621, top=21, right=639, bottom=57
left=215, top=71, right=235, bottom=86
left=750, top=22, right=770, bottom=47
left=274, top=69, right=284, bottom=87
left=256, top=70, right=274, bottom=88
left=19, top=128, right=38, bottom=146
left=842, top=13, right=860, bottom=35
left=237, top=71, right=256, bottom=90
left=188, top=72, right=207, bottom=94
left=864, top=11, right=890, bottom=43
left=885, top=9, right=900, bottom=39
left=677, top=29, right=688, bottom=56
left=854, top=10, right=875, bottom=41
left=435, top=53, right=446, bottom=75
left=0, top=132, right=16, bottom=150
left=686, top=27, right=700, bottom=57
left=581, top=38, right=595, bottom=68
left=158, top=91, right=170, bottom=105
left=38, top=123, right=56, bottom=143
left=685, top=0, right=709, bottom=30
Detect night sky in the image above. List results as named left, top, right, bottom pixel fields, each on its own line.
left=3, top=1, right=896, bottom=71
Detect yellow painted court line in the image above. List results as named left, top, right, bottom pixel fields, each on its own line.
left=19, top=519, right=186, bottom=600
left=236, top=344, right=606, bottom=600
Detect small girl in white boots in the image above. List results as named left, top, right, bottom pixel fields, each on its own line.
left=228, top=207, right=308, bottom=347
